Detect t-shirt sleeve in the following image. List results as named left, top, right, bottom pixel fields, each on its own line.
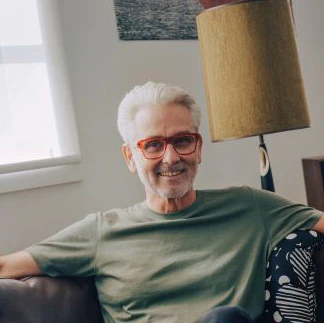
left=249, top=187, right=323, bottom=250
left=25, top=212, right=100, bottom=277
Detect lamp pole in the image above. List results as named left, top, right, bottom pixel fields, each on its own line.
left=259, top=135, right=275, bottom=192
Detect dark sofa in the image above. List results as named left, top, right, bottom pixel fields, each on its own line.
left=0, top=276, right=104, bottom=323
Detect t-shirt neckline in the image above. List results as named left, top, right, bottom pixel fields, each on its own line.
left=140, top=190, right=203, bottom=220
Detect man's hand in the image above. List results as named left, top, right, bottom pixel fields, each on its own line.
left=0, top=251, right=42, bottom=279
left=312, top=215, right=324, bottom=234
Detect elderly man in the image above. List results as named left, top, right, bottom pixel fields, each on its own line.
left=1, top=82, right=324, bottom=323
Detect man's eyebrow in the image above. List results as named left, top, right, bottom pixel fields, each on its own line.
left=138, top=131, right=197, bottom=143
left=170, top=131, right=195, bottom=137
left=175, top=131, right=194, bottom=135
left=143, top=131, right=194, bottom=140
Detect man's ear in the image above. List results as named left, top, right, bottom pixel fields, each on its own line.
left=197, top=136, right=203, bottom=165
left=122, top=144, right=136, bottom=173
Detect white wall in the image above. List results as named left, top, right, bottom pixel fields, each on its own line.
left=1, top=0, right=323, bottom=253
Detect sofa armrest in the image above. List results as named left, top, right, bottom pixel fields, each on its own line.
left=0, top=276, right=104, bottom=323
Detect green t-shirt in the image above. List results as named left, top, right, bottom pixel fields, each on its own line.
left=26, top=187, right=322, bottom=322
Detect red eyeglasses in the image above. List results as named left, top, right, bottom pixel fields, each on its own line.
left=137, top=133, right=201, bottom=160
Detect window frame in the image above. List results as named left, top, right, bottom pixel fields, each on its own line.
left=0, top=0, right=82, bottom=194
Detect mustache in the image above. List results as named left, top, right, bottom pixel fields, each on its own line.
left=155, top=162, right=186, bottom=173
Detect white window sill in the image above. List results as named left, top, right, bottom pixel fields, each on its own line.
left=0, top=156, right=82, bottom=194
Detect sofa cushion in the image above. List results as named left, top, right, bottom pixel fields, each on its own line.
left=262, top=230, right=324, bottom=323
left=314, top=247, right=324, bottom=320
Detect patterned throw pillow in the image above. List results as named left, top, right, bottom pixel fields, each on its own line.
left=262, top=230, right=324, bottom=323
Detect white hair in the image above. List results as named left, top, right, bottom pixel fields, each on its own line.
left=117, top=82, right=201, bottom=143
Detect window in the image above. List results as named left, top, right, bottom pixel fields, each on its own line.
left=0, top=0, right=82, bottom=193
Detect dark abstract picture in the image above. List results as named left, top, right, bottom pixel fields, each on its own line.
left=113, top=0, right=203, bottom=40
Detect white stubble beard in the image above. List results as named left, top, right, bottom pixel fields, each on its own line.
left=135, top=158, right=198, bottom=200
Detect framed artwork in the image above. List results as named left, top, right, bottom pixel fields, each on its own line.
left=113, top=0, right=202, bottom=40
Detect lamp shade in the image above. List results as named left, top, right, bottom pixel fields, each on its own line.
left=196, top=0, right=311, bottom=142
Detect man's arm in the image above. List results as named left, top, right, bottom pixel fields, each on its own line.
left=0, top=251, right=42, bottom=279
left=312, top=215, right=324, bottom=234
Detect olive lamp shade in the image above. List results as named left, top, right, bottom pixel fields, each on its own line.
left=196, top=0, right=311, bottom=142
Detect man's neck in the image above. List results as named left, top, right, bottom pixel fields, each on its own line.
left=146, top=190, right=197, bottom=214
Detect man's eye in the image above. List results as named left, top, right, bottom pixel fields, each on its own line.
left=173, top=136, right=194, bottom=147
left=144, top=140, right=163, bottom=151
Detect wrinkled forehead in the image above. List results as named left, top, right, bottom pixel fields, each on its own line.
left=130, top=104, right=196, bottom=142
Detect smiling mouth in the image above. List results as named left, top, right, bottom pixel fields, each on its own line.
left=158, top=170, right=185, bottom=177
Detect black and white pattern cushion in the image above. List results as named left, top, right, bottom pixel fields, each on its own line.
left=262, top=230, right=324, bottom=323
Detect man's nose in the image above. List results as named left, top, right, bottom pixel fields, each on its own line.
left=162, top=143, right=180, bottom=164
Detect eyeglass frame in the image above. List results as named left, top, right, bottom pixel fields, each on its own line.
left=135, top=132, right=202, bottom=160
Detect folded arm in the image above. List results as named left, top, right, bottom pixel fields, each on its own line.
left=0, top=251, right=42, bottom=279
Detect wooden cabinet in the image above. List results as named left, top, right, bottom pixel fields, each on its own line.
left=302, top=156, right=324, bottom=212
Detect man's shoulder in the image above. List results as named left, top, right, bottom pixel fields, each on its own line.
left=97, top=201, right=146, bottom=225
left=198, top=185, right=251, bottom=199
left=192, top=186, right=255, bottom=213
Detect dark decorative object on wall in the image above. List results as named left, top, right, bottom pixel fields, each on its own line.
left=199, top=0, right=238, bottom=9
left=113, top=0, right=202, bottom=40
left=302, top=156, right=324, bottom=212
